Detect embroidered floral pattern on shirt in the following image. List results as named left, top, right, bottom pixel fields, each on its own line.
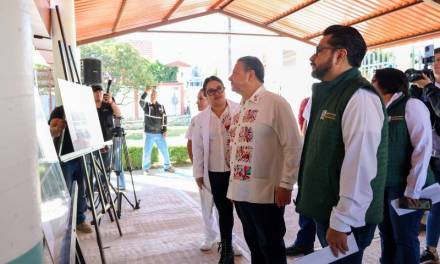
left=232, top=112, right=240, bottom=125
left=238, top=127, right=253, bottom=143
left=233, top=164, right=252, bottom=181
left=242, top=109, right=258, bottom=123
left=236, top=146, right=252, bottom=163
left=221, top=112, right=232, bottom=131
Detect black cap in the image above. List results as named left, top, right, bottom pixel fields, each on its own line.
left=91, top=84, right=103, bottom=92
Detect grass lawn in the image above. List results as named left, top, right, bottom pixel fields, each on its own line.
left=126, top=126, right=188, bottom=140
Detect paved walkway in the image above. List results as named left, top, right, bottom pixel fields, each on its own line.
left=77, top=167, right=437, bottom=263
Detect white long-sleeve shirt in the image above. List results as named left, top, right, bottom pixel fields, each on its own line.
left=304, top=88, right=384, bottom=232
left=386, top=92, right=432, bottom=199
left=227, top=86, right=303, bottom=204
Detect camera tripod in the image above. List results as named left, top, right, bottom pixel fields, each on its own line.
left=110, top=126, right=141, bottom=218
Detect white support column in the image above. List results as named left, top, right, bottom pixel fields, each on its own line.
left=0, top=0, right=42, bottom=263
left=51, top=0, right=79, bottom=105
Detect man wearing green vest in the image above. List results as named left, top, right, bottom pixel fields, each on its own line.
left=296, top=25, right=388, bottom=264
left=372, top=68, right=432, bottom=264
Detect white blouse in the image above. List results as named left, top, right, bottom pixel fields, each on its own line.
left=208, top=106, right=232, bottom=172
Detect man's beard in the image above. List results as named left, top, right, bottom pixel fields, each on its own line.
left=311, top=59, right=333, bottom=80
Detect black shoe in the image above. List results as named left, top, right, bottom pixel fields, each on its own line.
left=286, top=244, right=314, bottom=257
left=218, top=241, right=234, bottom=264
left=420, top=248, right=439, bottom=264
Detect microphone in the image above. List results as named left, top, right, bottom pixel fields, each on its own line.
left=106, top=79, right=112, bottom=94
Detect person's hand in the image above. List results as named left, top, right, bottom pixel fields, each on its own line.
left=144, top=86, right=152, bottom=93
left=195, top=177, right=204, bottom=189
left=50, top=118, right=66, bottom=138
left=103, top=92, right=113, bottom=104
left=274, top=186, right=292, bottom=207
left=326, top=227, right=349, bottom=257
left=404, top=197, right=419, bottom=208
left=412, top=73, right=432, bottom=89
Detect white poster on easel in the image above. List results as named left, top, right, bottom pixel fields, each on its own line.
left=58, top=79, right=104, bottom=155
left=34, top=87, right=71, bottom=263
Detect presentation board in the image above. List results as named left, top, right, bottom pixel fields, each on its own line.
left=58, top=79, right=105, bottom=160
left=35, top=88, right=71, bottom=263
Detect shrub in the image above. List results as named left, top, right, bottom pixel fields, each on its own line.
left=169, top=146, right=191, bottom=165
left=123, top=146, right=189, bottom=170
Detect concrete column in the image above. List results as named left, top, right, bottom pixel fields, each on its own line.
left=51, top=0, right=79, bottom=105
left=0, top=0, right=43, bottom=263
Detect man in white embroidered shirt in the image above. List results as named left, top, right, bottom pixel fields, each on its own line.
left=296, top=25, right=388, bottom=264
left=227, top=56, right=302, bottom=264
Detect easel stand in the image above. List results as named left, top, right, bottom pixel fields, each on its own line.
left=80, top=151, right=123, bottom=264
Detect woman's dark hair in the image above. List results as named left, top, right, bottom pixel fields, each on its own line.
left=374, top=68, right=409, bottom=95
left=202, top=76, right=224, bottom=96
left=237, top=56, right=264, bottom=83
left=323, top=25, right=367, bottom=68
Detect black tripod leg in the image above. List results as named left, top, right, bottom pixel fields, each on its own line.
left=97, top=151, right=123, bottom=237
left=123, top=136, right=141, bottom=208
left=82, top=155, right=106, bottom=264
left=91, top=153, right=113, bottom=223
left=75, top=239, right=86, bottom=264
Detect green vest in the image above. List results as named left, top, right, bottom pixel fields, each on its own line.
left=387, top=94, right=435, bottom=188
left=296, top=68, right=388, bottom=225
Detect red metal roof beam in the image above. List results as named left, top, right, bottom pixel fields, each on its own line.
left=112, top=0, right=127, bottom=32
left=263, top=0, right=320, bottom=26
left=219, top=0, right=234, bottom=10
left=220, top=10, right=316, bottom=46
left=304, top=0, right=423, bottom=40
left=162, top=0, right=185, bottom=21
left=208, top=0, right=227, bottom=10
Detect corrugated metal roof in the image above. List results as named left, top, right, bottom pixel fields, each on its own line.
left=75, top=0, right=440, bottom=48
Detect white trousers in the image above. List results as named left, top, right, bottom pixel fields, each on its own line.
left=200, top=186, right=219, bottom=241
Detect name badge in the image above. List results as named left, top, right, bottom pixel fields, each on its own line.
left=320, top=110, right=336, bottom=120
left=388, top=116, right=404, bottom=122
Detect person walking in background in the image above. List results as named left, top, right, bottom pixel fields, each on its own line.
left=286, top=96, right=316, bottom=258
left=412, top=47, right=440, bottom=263
left=192, top=76, right=242, bottom=263
left=373, top=68, right=434, bottom=264
left=186, top=88, right=220, bottom=251
left=139, top=86, right=175, bottom=174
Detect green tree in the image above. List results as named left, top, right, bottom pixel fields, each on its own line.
left=80, top=40, right=176, bottom=102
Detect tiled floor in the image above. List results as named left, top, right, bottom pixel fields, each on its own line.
left=77, top=167, right=438, bottom=263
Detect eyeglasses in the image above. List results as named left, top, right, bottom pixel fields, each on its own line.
left=315, top=46, right=338, bottom=55
left=206, top=85, right=225, bottom=96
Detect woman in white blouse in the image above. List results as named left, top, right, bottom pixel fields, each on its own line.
left=192, top=76, right=239, bottom=264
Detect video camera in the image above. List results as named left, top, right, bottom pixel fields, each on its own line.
left=405, top=45, right=435, bottom=82
left=112, top=116, right=124, bottom=137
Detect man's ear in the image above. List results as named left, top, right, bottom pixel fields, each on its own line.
left=335, top=48, right=348, bottom=65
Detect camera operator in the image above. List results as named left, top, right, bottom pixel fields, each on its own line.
left=411, top=47, right=440, bottom=263
left=91, top=84, right=126, bottom=190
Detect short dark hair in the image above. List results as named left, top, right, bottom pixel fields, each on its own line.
left=374, top=68, right=409, bottom=95
left=435, top=47, right=440, bottom=54
left=202, top=76, right=224, bottom=96
left=237, top=56, right=264, bottom=83
left=323, top=25, right=367, bottom=68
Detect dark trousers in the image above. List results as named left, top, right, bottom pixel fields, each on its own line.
left=61, top=158, right=87, bottom=224
left=208, top=171, right=233, bottom=241
left=235, top=201, right=287, bottom=264
left=294, top=214, right=316, bottom=249
left=378, top=186, right=424, bottom=264
left=315, top=222, right=376, bottom=264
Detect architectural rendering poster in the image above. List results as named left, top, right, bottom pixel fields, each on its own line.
left=58, top=79, right=104, bottom=154
left=35, top=88, right=71, bottom=263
